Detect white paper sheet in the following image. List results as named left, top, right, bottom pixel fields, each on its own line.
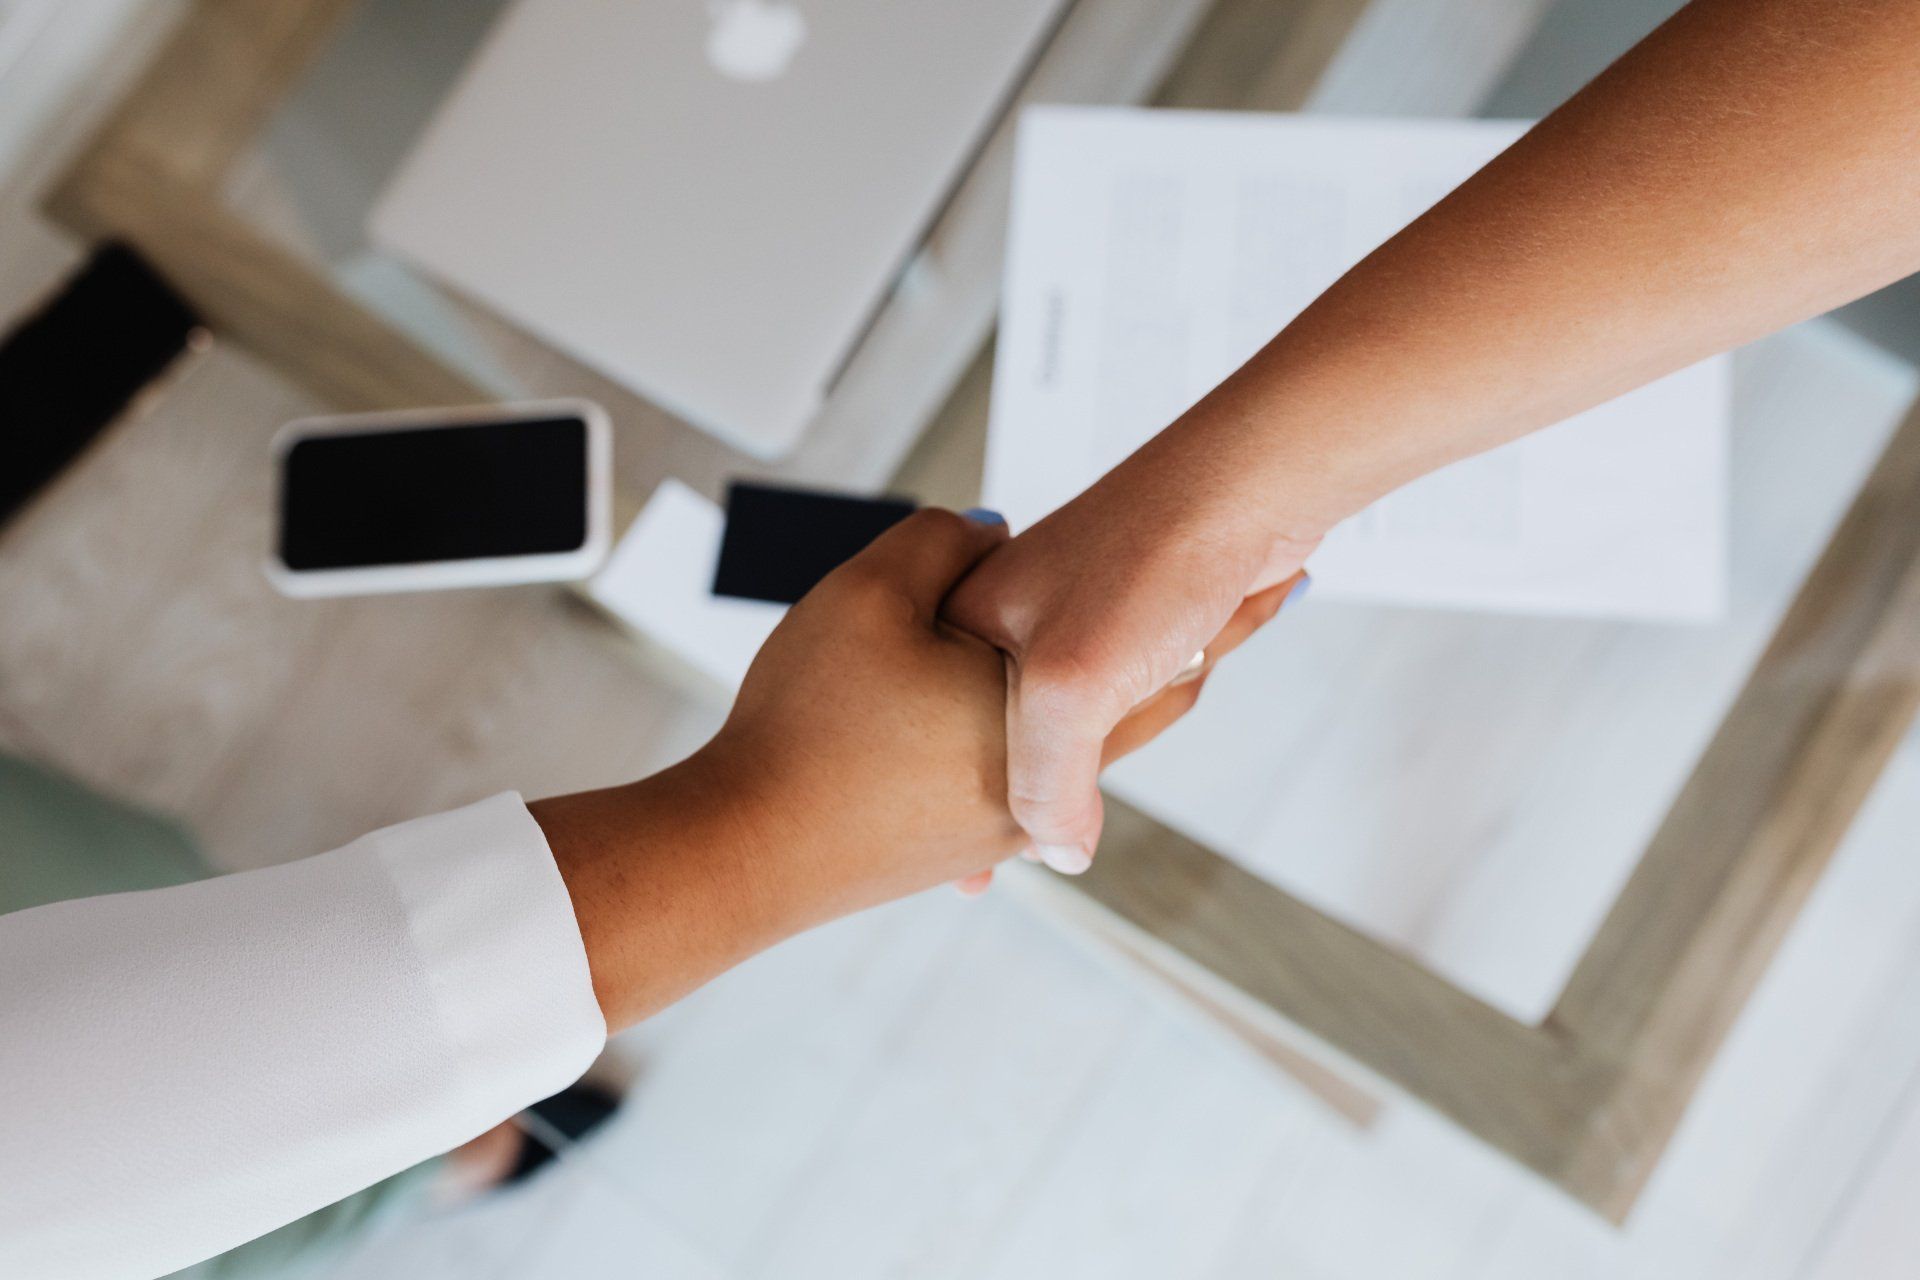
left=986, top=107, right=1729, bottom=621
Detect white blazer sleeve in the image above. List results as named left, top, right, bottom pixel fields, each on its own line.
left=0, top=792, right=607, bottom=1280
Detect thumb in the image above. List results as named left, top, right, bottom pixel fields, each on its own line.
left=1003, top=666, right=1112, bottom=875
left=839, top=507, right=1010, bottom=618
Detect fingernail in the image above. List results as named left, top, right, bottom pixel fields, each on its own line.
left=1019, top=846, right=1042, bottom=863
left=1038, top=843, right=1093, bottom=875
left=956, top=878, right=990, bottom=898
left=962, top=507, right=1006, bottom=526
left=1287, top=572, right=1312, bottom=607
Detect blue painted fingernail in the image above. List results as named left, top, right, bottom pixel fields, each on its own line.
left=1287, top=572, right=1312, bottom=606
left=962, top=507, right=1006, bottom=526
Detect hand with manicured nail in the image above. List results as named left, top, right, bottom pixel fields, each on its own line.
left=587, top=506, right=1220, bottom=933
left=946, top=557, right=1305, bottom=894
left=942, top=449, right=1316, bottom=880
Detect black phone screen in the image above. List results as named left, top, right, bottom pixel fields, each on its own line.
left=713, top=482, right=917, bottom=604
left=278, top=415, right=589, bottom=571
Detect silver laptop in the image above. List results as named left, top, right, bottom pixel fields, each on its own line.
left=372, top=0, right=1068, bottom=459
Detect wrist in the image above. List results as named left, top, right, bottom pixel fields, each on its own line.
left=1153, top=327, right=1432, bottom=548
left=533, top=751, right=809, bottom=1030
left=1112, top=411, right=1338, bottom=597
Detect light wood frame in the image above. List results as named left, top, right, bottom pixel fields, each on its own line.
left=42, top=0, right=1920, bottom=1224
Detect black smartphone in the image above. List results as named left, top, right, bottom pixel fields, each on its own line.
left=269, top=401, right=611, bottom=597
left=713, top=481, right=917, bottom=604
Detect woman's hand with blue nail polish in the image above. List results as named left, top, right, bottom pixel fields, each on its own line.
left=942, top=458, right=1317, bottom=874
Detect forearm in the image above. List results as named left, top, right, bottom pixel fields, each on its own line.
left=1163, top=0, right=1920, bottom=536
left=532, top=753, right=807, bottom=1031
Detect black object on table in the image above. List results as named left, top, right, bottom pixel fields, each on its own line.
left=0, top=245, right=200, bottom=530
left=713, top=480, right=917, bottom=605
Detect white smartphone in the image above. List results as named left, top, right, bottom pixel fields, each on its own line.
left=266, top=400, right=611, bottom=598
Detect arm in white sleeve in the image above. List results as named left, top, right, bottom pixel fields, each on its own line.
left=0, top=792, right=607, bottom=1280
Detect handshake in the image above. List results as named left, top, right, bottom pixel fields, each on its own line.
left=535, top=501, right=1307, bottom=1030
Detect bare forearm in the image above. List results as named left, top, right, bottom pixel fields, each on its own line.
left=934, top=0, right=1920, bottom=867
left=1165, top=0, right=1920, bottom=535
left=531, top=755, right=800, bottom=1031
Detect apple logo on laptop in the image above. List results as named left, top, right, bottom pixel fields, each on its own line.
left=706, top=0, right=806, bottom=82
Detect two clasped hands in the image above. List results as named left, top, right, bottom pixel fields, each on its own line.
left=534, top=483, right=1311, bottom=1028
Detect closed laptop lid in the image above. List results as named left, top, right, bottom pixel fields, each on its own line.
left=372, top=0, right=1066, bottom=458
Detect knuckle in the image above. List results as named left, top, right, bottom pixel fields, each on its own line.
left=1006, top=790, right=1080, bottom=834
left=1006, top=790, right=1101, bottom=849
left=1004, top=767, right=1101, bottom=825
left=1005, top=784, right=1063, bottom=816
